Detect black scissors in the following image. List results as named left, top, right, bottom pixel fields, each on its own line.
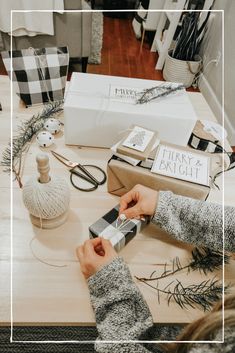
left=51, top=151, right=107, bottom=192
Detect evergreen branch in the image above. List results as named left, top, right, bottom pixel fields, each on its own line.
left=136, top=247, right=230, bottom=283
left=1, top=101, right=63, bottom=187
left=136, top=83, right=185, bottom=104
left=189, top=247, right=230, bottom=274
left=137, top=277, right=227, bottom=311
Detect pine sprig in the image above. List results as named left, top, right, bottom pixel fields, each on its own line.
left=1, top=100, right=63, bottom=187
left=137, top=277, right=227, bottom=311
left=136, top=83, right=185, bottom=104
left=135, top=247, right=230, bottom=310
left=137, top=247, right=230, bottom=282
left=189, top=247, right=230, bottom=274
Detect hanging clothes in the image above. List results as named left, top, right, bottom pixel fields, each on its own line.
left=0, top=0, right=64, bottom=37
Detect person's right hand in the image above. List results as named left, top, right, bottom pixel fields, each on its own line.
left=119, top=184, right=158, bottom=219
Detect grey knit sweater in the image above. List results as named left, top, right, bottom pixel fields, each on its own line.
left=88, top=191, right=235, bottom=353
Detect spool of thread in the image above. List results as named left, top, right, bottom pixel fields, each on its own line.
left=22, top=153, right=70, bottom=229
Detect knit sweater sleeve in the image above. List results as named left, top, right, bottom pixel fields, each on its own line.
left=152, top=191, right=235, bottom=252
left=87, top=256, right=153, bottom=353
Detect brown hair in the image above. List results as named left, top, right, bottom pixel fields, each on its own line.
left=159, top=295, right=235, bottom=353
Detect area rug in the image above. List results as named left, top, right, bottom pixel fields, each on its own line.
left=88, top=12, right=103, bottom=64
left=0, top=326, right=97, bottom=353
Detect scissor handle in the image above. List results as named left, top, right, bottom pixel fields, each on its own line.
left=79, top=164, right=107, bottom=185
left=70, top=164, right=106, bottom=192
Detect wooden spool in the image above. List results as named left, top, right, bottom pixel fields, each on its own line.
left=27, top=153, right=69, bottom=229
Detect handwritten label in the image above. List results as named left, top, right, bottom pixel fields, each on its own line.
left=151, top=145, right=209, bottom=186
left=109, top=83, right=184, bottom=104
left=109, top=85, right=143, bottom=103
left=201, top=120, right=227, bottom=141
left=122, top=126, right=155, bottom=152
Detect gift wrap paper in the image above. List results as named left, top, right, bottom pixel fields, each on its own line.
left=89, top=205, right=148, bottom=251
left=107, top=142, right=212, bottom=200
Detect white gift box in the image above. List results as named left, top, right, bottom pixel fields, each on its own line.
left=64, top=73, right=198, bottom=147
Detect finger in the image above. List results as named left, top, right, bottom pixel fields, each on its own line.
left=94, top=243, right=104, bottom=254
left=76, top=246, right=84, bottom=262
left=94, top=243, right=103, bottom=251
left=101, top=238, right=114, bottom=252
left=90, top=237, right=102, bottom=247
left=119, top=189, right=137, bottom=214
left=119, top=199, right=129, bottom=214
left=122, top=204, right=141, bottom=219
left=134, top=215, right=145, bottom=221
left=96, top=249, right=105, bottom=256
left=83, top=239, right=99, bottom=257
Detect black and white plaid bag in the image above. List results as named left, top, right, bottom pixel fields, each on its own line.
left=1, top=46, right=69, bottom=106
left=89, top=205, right=148, bottom=251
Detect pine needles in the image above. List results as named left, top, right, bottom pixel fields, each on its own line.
left=136, top=83, right=185, bottom=104
left=189, top=247, right=230, bottom=274
left=1, top=101, right=63, bottom=188
left=136, top=246, right=230, bottom=311
left=138, top=277, right=225, bottom=312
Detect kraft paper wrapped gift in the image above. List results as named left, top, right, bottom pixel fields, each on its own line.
left=64, top=73, right=198, bottom=148
left=107, top=143, right=211, bottom=200
left=89, top=205, right=148, bottom=252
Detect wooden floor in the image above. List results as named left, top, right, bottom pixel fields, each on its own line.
left=0, top=55, right=7, bottom=75
left=87, top=16, right=164, bottom=80
left=87, top=16, right=198, bottom=93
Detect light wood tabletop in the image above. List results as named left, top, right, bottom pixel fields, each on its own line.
left=0, top=75, right=234, bottom=326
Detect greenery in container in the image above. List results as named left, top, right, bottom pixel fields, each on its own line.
left=163, top=8, right=213, bottom=87
left=171, top=10, right=211, bottom=62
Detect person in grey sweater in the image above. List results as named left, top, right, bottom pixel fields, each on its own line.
left=77, top=185, right=235, bottom=353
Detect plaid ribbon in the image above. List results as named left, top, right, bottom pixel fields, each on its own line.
left=188, top=130, right=235, bottom=189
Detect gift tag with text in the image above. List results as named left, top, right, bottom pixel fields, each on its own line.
left=151, top=145, right=210, bottom=186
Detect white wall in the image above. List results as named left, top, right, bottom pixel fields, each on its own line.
left=199, top=0, right=235, bottom=144
left=146, top=0, right=164, bottom=29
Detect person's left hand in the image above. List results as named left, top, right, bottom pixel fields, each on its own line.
left=76, top=238, right=118, bottom=279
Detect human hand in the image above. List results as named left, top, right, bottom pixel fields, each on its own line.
left=119, top=184, right=158, bottom=219
left=76, top=238, right=118, bottom=279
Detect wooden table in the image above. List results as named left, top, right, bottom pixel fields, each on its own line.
left=0, top=75, right=234, bottom=328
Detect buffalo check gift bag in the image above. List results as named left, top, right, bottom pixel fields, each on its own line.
left=1, top=47, right=69, bottom=106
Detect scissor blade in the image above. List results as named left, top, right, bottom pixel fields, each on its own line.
left=51, top=151, right=78, bottom=168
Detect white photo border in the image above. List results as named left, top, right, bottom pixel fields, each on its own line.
left=10, top=8, right=225, bottom=344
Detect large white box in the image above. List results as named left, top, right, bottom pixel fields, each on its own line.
left=64, top=73, right=198, bottom=147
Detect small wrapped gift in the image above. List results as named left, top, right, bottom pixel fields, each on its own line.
left=107, top=141, right=212, bottom=200
left=89, top=205, right=148, bottom=251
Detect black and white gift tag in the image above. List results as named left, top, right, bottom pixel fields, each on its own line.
left=122, top=126, right=155, bottom=152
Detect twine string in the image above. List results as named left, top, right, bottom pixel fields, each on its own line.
left=24, top=175, right=70, bottom=268
left=115, top=217, right=134, bottom=234
left=31, top=48, right=52, bottom=104
left=30, top=236, right=67, bottom=268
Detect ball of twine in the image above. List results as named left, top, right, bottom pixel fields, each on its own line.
left=23, top=176, right=70, bottom=219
